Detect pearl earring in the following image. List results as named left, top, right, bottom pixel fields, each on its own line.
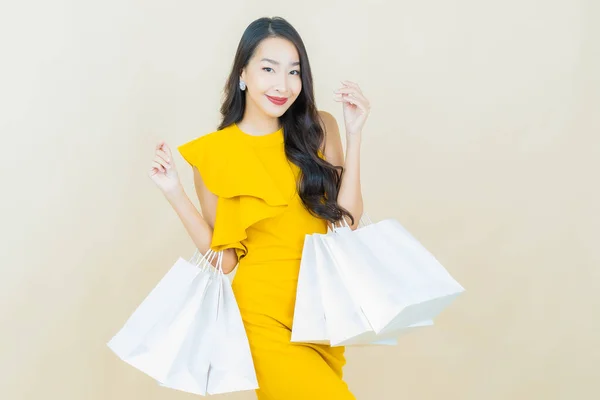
left=239, top=80, right=246, bottom=91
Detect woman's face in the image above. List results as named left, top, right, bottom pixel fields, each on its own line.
left=240, top=37, right=302, bottom=119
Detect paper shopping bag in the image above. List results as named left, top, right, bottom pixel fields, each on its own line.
left=322, top=225, right=402, bottom=333
left=354, top=218, right=465, bottom=332
left=158, top=251, right=258, bottom=396
left=157, top=268, right=221, bottom=395
left=205, top=270, right=259, bottom=394
left=291, top=234, right=329, bottom=344
left=109, top=250, right=258, bottom=396
left=291, top=232, right=431, bottom=346
left=313, top=233, right=375, bottom=346
left=107, top=256, right=212, bottom=383
left=319, top=228, right=435, bottom=345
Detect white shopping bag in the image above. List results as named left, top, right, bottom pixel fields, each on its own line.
left=205, top=272, right=259, bottom=394
left=333, top=214, right=463, bottom=334
left=324, top=221, right=426, bottom=334
left=322, top=224, right=437, bottom=342
left=107, top=254, right=211, bottom=384
left=313, top=233, right=375, bottom=346
left=291, top=232, right=431, bottom=346
left=319, top=231, right=434, bottom=346
left=108, top=250, right=258, bottom=396
left=157, top=260, right=221, bottom=395
left=356, top=217, right=464, bottom=332
left=291, top=234, right=329, bottom=344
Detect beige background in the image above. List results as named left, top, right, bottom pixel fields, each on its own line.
left=1, top=0, right=598, bottom=399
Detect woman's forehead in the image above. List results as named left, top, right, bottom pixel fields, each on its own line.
left=253, top=37, right=300, bottom=63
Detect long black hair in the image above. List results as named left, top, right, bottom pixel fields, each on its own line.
left=217, top=16, right=355, bottom=226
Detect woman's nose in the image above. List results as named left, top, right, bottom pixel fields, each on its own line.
left=274, top=76, right=289, bottom=93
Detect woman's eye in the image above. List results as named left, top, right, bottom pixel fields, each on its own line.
left=290, top=70, right=300, bottom=75
left=262, top=67, right=274, bottom=73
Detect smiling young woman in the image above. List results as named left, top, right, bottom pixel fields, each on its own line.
left=148, top=16, right=371, bottom=400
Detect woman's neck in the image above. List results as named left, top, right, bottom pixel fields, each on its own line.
left=238, top=102, right=280, bottom=136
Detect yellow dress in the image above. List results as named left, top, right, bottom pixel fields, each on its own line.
left=178, top=123, right=355, bottom=399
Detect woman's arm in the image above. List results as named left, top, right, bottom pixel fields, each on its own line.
left=318, top=110, right=364, bottom=230
left=163, top=169, right=239, bottom=274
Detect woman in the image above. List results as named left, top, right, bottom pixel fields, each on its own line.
left=148, top=16, right=370, bottom=399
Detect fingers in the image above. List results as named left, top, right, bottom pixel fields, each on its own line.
left=336, top=81, right=367, bottom=100
left=161, top=142, right=173, bottom=158
left=155, top=140, right=173, bottom=157
left=334, top=86, right=368, bottom=104
left=149, top=165, right=163, bottom=177
left=152, top=159, right=167, bottom=173
left=156, top=149, right=170, bottom=164
left=334, top=85, right=364, bottom=95
left=334, top=92, right=369, bottom=110
left=334, top=87, right=357, bottom=95
left=338, top=90, right=367, bottom=104
left=341, top=80, right=360, bottom=90
left=335, top=80, right=370, bottom=112
left=336, top=95, right=370, bottom=113
left=334, top=93, right=356, bottom=103
left=340, top=96, right=367, bottom=111
left=151, top=141, right=173, bottom=174
left=334, top=94, right=357, bottom=106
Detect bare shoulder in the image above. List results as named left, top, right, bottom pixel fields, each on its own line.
left=317, top=110, right=344, bottom=167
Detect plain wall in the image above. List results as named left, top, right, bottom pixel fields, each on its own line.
left=1, top=0, right=598, bottom=399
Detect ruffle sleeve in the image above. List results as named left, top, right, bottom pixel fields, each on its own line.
left=177, top=132, right=289, bottom=260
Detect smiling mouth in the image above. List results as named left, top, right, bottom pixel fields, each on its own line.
left=266, top=95, right=288, bottom=106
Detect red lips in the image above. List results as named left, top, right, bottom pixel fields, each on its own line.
left=266, top=95, right=288, bottom=106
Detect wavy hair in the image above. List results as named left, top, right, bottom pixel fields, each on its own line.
left=217, top=16, right=354, bottom=225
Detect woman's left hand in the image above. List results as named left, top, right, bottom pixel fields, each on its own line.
left=334, top=80, right=371, bottom=138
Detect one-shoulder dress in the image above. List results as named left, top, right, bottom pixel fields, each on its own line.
left=178, top=123, right=355, bottom=400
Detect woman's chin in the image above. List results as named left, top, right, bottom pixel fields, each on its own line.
left=262, top=105, right=288, bottom=118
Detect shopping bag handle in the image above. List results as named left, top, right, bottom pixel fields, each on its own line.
left=332, top=212, right=374, bottom=231
left=361, top=212, right=373, bottom=226
left=189, top=248, right=224, bottom=276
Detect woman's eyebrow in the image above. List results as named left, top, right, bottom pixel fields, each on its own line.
left=261, top=58, right=301, bottom=67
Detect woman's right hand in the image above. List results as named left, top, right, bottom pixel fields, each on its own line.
left=148, top=141, right=181, bottom=193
